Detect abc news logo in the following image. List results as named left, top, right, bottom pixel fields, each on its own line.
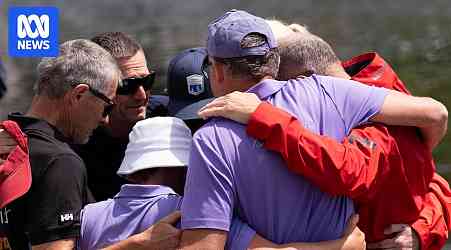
left=8, top=7, right=59, bottom=57
left=17, top=14, right=50, bottom=49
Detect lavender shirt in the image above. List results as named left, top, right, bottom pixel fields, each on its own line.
left=79, top=184, right=255, bottom=250
left=181, top=75, right=388, bottom=243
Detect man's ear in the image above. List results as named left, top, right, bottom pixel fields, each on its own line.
left=67, top=84, right=89, bottom=105
left=212, top=60, right=226, bottom=83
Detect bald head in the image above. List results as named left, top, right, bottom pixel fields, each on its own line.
left=277, top=32, right=341, bottom=80
left=265, top=20, right=345, bottom=80
left=266, top=19, right=310, bottom=41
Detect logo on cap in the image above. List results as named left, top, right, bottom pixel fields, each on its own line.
left=8, top=6, right=59, bottom=57
left=187, top=74, right=204, bottom=96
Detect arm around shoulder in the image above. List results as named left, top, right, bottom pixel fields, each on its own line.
left=101, top=211, right=181, bottom=250
left=371, top=90, right=448, bottom=150
left=246, top=214, right=365, bottom=250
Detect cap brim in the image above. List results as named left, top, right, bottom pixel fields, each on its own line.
left=149, top=95, right=170, bottom=107
left=169, top=98, right=215, bottom=120
left=117, top=149, right=188, bottom=177
left=0, top=146, right=31, bottom=208
left=147, top=95, right=170, bottom=117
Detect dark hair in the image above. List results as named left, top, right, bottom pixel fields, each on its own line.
left=214, top=33, right=280, bottom=81
left=277, top=32, right=339, bottom=80
left=91, top=32, right=142, bottom=59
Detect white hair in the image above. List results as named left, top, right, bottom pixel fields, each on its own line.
left=35, top=39, right=121, bottom=98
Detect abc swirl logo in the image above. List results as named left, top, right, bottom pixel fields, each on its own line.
left=8, top=7, right=59, bottom=57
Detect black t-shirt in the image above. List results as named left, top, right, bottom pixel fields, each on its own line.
left=71, top=127, right=129, bottom=201
left=71, top=96, right=169, bottom=201
left=4, top=114, right=93, bottom=248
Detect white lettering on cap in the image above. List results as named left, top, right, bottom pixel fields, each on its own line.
left=187, top=74, right=204, bottom=96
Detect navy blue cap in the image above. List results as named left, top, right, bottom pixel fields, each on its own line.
left=146, top=95, right=169, bottom=117
left=167, top=47, right=214, bottom=120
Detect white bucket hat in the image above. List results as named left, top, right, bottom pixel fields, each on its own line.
left=117, top=117, right=192, bottom=177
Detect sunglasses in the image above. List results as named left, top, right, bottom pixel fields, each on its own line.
left=71, top=83, right=116, bottom=118
left=87, top=86, right=115, bottom=118
left=116, top=71, right=156, bottom=95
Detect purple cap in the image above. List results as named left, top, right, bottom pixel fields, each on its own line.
left=207, top=10, right=277, bottom=59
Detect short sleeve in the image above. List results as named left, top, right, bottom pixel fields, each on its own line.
left=320, top=76, right=388, bottom=134
left=225, top=216, right=256, bottom=250
left=181, top=124, right=236, bottom=231
left=25, top=154, right=87, bottom=245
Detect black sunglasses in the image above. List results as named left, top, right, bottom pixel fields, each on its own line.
left=88, top=87, right=115, bottom=118
left=71, top=83, right=116, bottom=118
left=117, top=71, right=156, bottom=95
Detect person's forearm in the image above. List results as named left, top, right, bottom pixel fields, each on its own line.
left=102, top=234, right=145, bottom=250
left=246, top=214, right=364, bottom=250
left=103, top=211, right=181, bottom=250
left=278, top=240, right=346, bottom=250
left=32, top=239, right=75, bottom=250
left=249, top=237, right=345, bottom=250
left=419, top=115, right=448, bottom=150
left=371, top=91, right=448, bottom=150
left=400, top=96, right=447, bottom=150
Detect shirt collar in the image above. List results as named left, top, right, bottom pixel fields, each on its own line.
left=246, top=79, right=286, bottom=100
left=8, top=112, right=72, bottom=143
left=115, top=184, right=178, bottom=199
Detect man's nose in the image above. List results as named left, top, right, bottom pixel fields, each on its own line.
left=132, top=85, right=148, bottom=100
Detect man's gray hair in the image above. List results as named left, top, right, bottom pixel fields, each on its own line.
left=266, top=19, right=310, bottom=42
left=214, top=33, right=280, bottom=81
left=277, top=32, right=340, bottom=80
left=35, top=39, right=121, bottom=98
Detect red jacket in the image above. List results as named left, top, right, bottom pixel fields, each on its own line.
left=247, top=52, right=450, bottom=249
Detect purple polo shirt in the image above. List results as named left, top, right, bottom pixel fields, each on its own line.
left=181, top=75, right=388, bottom=243
left=79, top=184, right=255, bottom=250
left=79, top=184, right=181, bottom=249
